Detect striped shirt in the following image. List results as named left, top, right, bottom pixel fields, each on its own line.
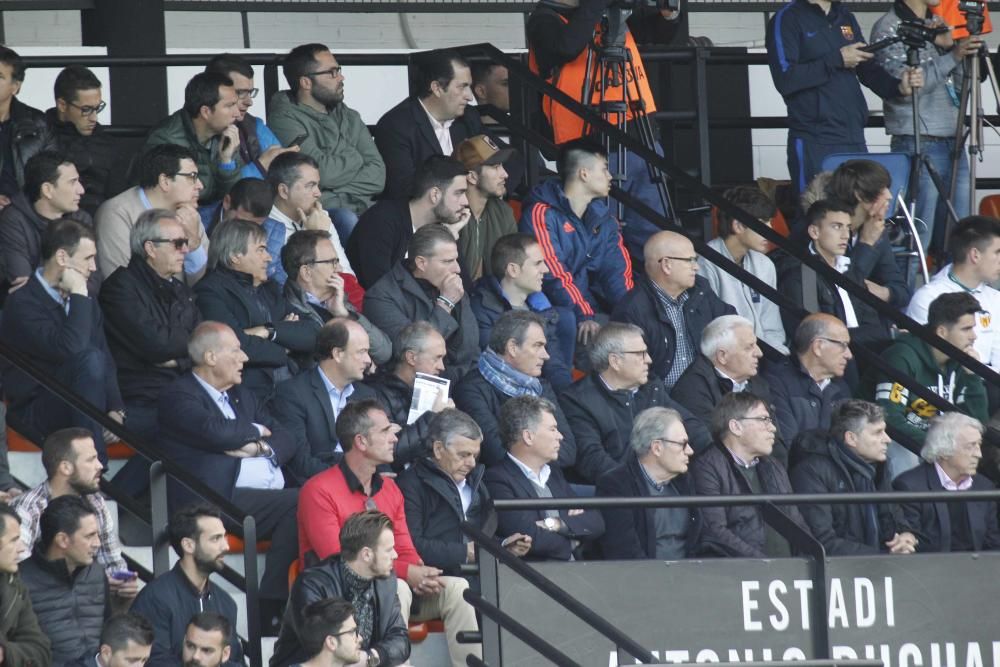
left=650, top=280, right=694, bottom=389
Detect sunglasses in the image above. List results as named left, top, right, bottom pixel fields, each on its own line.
left=151, top=238, right=190, bottom=250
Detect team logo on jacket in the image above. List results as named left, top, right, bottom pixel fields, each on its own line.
left=980, top=310, right=992, bottom=329
left=841, top=25, right=855, bottom=40
left=563, top=221, right=575, bottom=233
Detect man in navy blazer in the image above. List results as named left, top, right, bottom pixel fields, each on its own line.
left=374, top=49, right=487, bottom=201
left=894, top=412, right=1000, bottom=553
left=484, top=395, right=603, bottom=561
left=157, top=321, right=299, bottom=632
left=272, top=318, right=376, bottom=477
left=0, top=218, right=123, bottom=464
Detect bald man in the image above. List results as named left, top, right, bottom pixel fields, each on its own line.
left=763, top=313, right=853, bottom=450
left=612, top=231, right=734, bottom=389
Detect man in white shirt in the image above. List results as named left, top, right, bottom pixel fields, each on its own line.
left=907, top=216, right=1000, bottom=371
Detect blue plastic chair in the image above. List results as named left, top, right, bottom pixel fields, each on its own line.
left=819, top=152, right=911, bottom=218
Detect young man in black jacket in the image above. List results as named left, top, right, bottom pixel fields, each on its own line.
left=0, top=46, right=55, bottom=206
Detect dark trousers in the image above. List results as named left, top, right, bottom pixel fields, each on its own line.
left=231, top=487, right=299, bottom=602
left=109, top=403, right=158, bottom=497
left=11, top=348, right=114, bottom=465
left=787, top=136, right=867, bottom=210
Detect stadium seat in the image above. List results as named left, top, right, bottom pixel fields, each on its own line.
left=979, top=194, right=1000, bottom=218
left=226, top=534, right=271, bottom=554
left=6, top=425, right=135, bottom=459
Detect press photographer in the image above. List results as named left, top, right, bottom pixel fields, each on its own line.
left=526, top=0, right=682, bottom=261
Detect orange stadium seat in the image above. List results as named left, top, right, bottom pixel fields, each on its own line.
left=226, top=534, right=271, bottom=554
left=979, top=194, right=1000, bottom=218
left=6, top=426, right=135, bottom=459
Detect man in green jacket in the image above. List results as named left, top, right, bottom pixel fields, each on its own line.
left=269, top=43, right=385, bottom=241
left=0, top=504, right=50, bottom=667
left=873, top=292, right=988, bottom=460
left=145, top=71, right=242, bottom=206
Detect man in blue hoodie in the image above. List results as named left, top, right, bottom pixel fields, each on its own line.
left=518, top=138, right=633, bottom=348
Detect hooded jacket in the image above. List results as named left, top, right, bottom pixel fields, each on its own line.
left=18, top=552, right=106, bottom=667
left=519, top=178, right=633, bottom=320
left=0, top=570, right=50, bottom=667
left=790, top=430, right=910, bottom=554
left=870, top=332, right=988, bottom=445
left=267, top=91, right=385, bottom=213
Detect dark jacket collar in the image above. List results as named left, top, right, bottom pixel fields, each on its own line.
left=338, top=459, right=385, bottom=496
left=170, top=561, right=215, bottom=600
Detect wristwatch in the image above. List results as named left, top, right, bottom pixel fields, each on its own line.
left=264, top=323, right=277, bottom=341
left=543, top=517, right=560, bottom=532
left=366, top=648, right=380, bottom=667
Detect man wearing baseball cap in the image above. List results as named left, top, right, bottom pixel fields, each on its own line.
left=452, top=135, right=517, bottom=281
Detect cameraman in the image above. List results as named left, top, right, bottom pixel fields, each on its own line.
left=526, top=0, right=680, bottom=261
left=766, top=0, right=921, bottom=207
left=871, top=0, right=984, bottom=259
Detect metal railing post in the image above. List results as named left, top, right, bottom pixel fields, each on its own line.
left=148, top=461, right=171, bottom=577
left=242, top=516, right=262, bottom=667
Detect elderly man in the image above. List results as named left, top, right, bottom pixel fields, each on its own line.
left=452, top=135, right=515, bottom=281
left=0, top=219, right=123, bottom=463
left=19, top=495, right=112, bottom=666
left=690, top=392, right=809, bottom=558
left=280, top=229, right=389, bottom=365
left=471, top=233, right=574, bottom=390
left=131, top=504, right=243, bottom=667
left=596, top=407, right=702, bottom=560
left=671, top=314, right=775, bottom=435
left=559, top=322, right=712, bottom=484
left=269, top=43, right=384, bottom=227
left=195, top=218, right=320, bottom=400
left=364, top=224, right=479, bottom=382
left=271, top=511, right=408, bottom=667
left=95, top=144, right=207, bottom=282
left=262, top=152, right=354, bottom=286
left=894, top=413, right=1000, bottom=552
left=485, top=395, right=604, bottom=561
left=453, top=310, right=576, bottom=469
left=398, top=409, right=530, bottom=589
left=791, top=400, right=917, bottom=555
left=297, top=400, right=480, bottom=667
left=157, top=322, right=300, bottom=631
left=100, top=208, right=201, bottom=439
left=764, top=313, right=853, bottom=451
left=273, top=318, right=378, bottom=473
left=12, top=429, right=135, bottom=603
left=613, top=229, right=734, bottom=389
left=362, top=321, right=452, bottom=470
left=348, top=156, right=469, bottom=290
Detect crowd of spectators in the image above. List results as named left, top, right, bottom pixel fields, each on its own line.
left=0, top=11, right=996, bottom=665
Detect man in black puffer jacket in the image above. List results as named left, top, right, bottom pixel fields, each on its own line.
left=453, top=311, right=576, bottom=469
left=560, top=322, right=711, bottom=484
left=790, top=400, right=917, bottom=555
left=19, top=496, right=110, bottom=667
left=0, top=47, right=56, bottom=205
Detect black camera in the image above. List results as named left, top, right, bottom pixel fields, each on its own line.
left=610, top=0, right=681, bottom=13
left=959, top=0, right=986, bottom=35
left=896, top=18, right=949, bottom=48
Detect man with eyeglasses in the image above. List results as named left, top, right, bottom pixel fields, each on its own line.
left=99, top=209, right=201, bottom=445
left=613, top=229, right=734, bottom=389
left=764, top=313, right=853, bottom=450
left=871, top=292, right=988, bottom=475
left=298, top=402, right=479, bottom=667
left=293, top=598, right=365, bottom=667
left=146, top=72, right=242, bottom=210
left=205, top=53, right=298, bottom=182
left=559, top=322, right=711, bottom=485
left=270, top=43, right=385, bottom=242
left=280, top=229, right=390, bottom=365
left=46, top=66, right=114, bottom=216
left=690, top=392, right=809, bottom=558
left=273, top=511, right=409, bottom=667
left=95, top=143, right=209, bottom=283
left=790, top=399, right=918, bottom=555
left=596, top=406, right=703, bottom=560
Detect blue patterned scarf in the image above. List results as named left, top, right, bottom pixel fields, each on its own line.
left=478, top=349, right=543, bottom=398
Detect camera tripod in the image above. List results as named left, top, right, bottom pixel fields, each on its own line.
left=579, top=8, right=676, bottom=224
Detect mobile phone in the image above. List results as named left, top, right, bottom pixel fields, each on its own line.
left=111, top=570, right=137, bottom=582
left=288, top=134, right=308, bottom=147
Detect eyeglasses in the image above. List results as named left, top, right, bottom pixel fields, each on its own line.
left=173, top=171, right=200, bottom=184
left=817, top=337, right=851, bottom=352
left=615, top=349, right=649, bottom=357
left=306, top=67, right=342, bottom=79
left=151, top=238, right=190, bottom=250
left=738, top=415, right=775, bottom=425
left=235, top=87, right=259, bottom=100
left=331, top=626, right=360, bottom=638
left=308, top=258, right=341, bottom=267
left=653, top=438, right=690, bottom=448
left=68, top=100, right=107, bottom=116
left=659, top=256, right=699, bottom=265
